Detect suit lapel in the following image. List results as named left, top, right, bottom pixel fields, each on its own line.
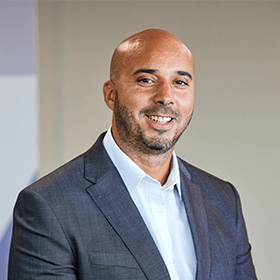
left=178, top=159, right=211, bottom=280
left=84, top=133, right=171, bottom=280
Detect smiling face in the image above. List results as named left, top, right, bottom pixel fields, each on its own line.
left=103, top=29, right=195, bottom=156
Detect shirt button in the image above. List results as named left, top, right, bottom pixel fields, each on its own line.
left=155, top=207, right=162, bottom=213
left=167, top=256, right=173, bottom=262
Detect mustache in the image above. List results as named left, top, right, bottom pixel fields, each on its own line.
left=139, top=105, right=181, bottom=120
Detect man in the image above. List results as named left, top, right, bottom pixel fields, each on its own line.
left=9, top=29, right=257, bottom=279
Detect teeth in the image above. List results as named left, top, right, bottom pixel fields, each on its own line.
left=149, top=115, right=172, bottom=124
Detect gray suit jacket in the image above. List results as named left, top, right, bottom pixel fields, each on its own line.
left=8, top=133, right=257, bottom=279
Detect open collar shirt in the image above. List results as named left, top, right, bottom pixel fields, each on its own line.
left=103, top=128, right=197, bottom=280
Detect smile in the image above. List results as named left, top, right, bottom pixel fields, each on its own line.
left=148, top=115, right=172, bottom=124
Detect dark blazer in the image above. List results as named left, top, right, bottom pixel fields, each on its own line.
left=8, top=133, right=257, bottom=279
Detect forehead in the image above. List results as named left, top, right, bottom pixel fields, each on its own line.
left=120, top=44, right=194, bottom=76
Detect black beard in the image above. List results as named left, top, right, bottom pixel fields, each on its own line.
left=113, top=90, right=192, bottom=154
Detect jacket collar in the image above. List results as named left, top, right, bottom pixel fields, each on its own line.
left=84, top=132, right=171, bottom=280
left=178, top=159, right=211, bottom=280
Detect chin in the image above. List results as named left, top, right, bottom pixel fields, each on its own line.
left=140, top=134, right=178, bottom=154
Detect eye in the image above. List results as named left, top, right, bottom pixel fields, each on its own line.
left=137, top=78, right=153, bottom=84
left=175, top=80, right=189, bottom=86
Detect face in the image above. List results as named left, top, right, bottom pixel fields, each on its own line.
left=104, top=37, right=195, bottom=155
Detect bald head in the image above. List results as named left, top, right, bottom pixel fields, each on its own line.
left=110, top=29, right=193, bottom=82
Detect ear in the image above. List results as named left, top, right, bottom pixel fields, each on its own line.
left=103, top=80, right=115, bottom=111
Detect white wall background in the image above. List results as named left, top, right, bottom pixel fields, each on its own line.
left=0, top=77, right=37, bottom=236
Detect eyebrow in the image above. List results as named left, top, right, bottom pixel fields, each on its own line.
left=177, top=71, right=193, bottom=80
left=133, top=69, right=192, bottom=80
left=133, top=69, right=157, bottom=75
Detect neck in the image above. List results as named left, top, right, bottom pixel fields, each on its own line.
left=131, top=152, right=173, bottom=186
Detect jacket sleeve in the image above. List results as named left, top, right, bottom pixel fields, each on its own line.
left=8, top=188, right=77, bottom=279
left=231, top=184, right=258, bottom=279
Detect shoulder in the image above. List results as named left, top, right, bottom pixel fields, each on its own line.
left=178, top=157, right=239, bottom=207
left=178, top=157, right=229, bottom=185
left=27, top=151, right=87, bottom=195
left=21, top=132, right=108, bottom=201
left=14, top=151, right=90, bottom=217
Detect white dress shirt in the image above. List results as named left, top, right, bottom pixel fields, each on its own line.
left=103, top=128, right=197, bottom=280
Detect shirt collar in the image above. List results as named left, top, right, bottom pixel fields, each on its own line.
left=103, top=127, right=182, bottom=199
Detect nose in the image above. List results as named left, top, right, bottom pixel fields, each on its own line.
left=153, top=81, right=174, bottom=106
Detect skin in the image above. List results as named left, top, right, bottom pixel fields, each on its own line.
left=103, top=29, right=195, bottom=185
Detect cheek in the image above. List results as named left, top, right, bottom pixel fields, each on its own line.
left=121, top=93, right=150, bottom=112
left=116, top=95, right=144, bottom=120
left=179, top=96, right=194, bottom=116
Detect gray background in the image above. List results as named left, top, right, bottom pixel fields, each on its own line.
left=37, top=1, right=280, bottom=278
